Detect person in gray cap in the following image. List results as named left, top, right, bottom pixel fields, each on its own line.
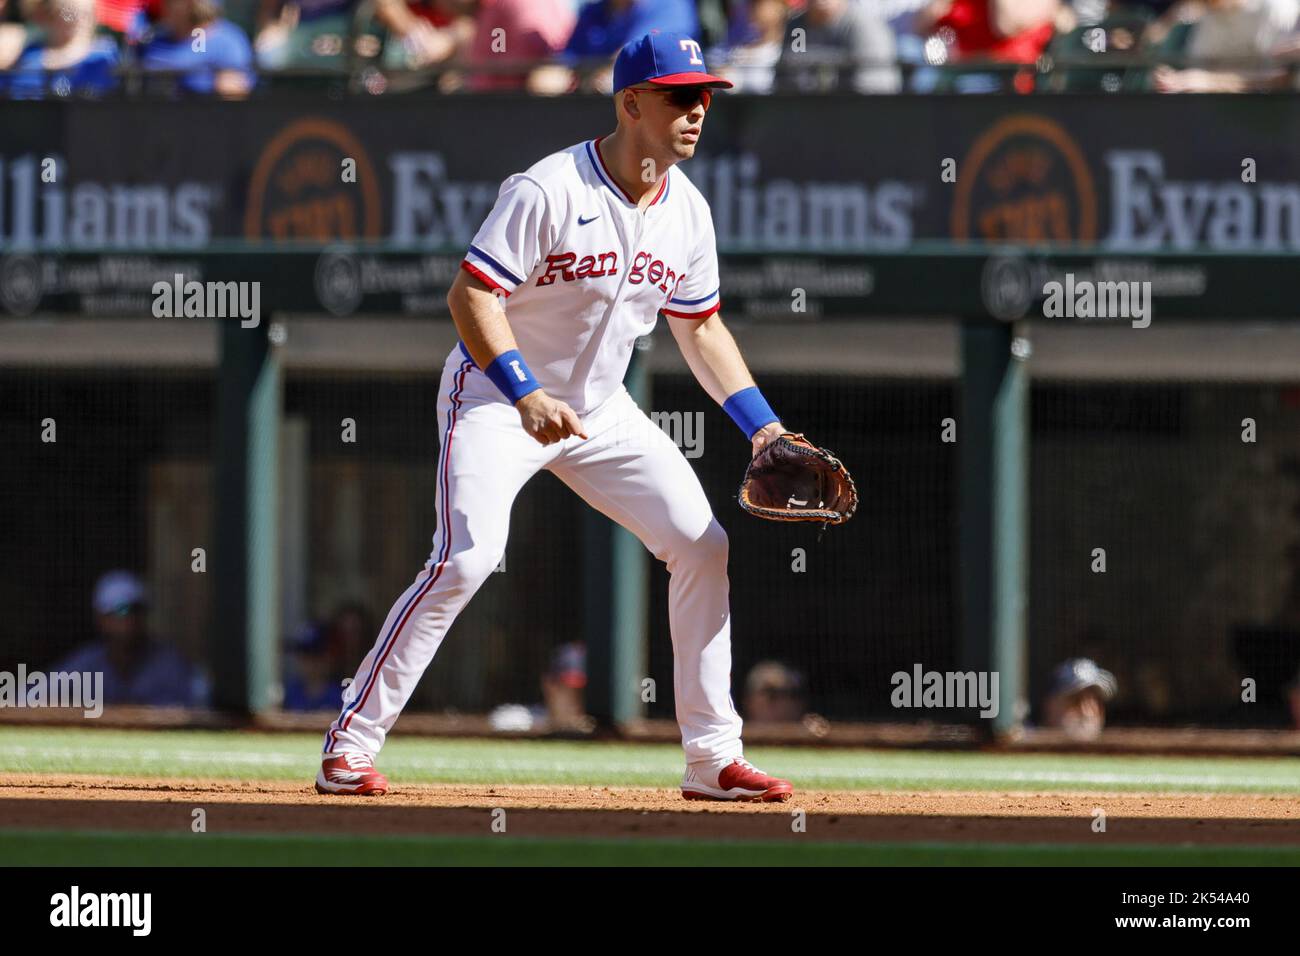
left=1041, top=657, right=1118, bottom=740
left=48, top=570, right=202, bottom=708
left=742, top=660, right=807, bottom=723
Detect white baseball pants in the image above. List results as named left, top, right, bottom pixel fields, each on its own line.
left=323, top=347, right=744, bottom=767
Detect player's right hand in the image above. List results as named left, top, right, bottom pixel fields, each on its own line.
left=516, top=390, right=588, bottom=445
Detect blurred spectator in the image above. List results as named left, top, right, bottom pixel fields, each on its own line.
left=773, top=0, right=901, bottom=93
left=47, top=571, right=204, bottom=708
left=281, top=602, right=374, bottom=711
left=742, top=660, right=806, bottom=722
left=540, top=641, right=588, bottom=730
left=139, top=0, right=256, bottom=97
left=282, top=622, right=339, bottom=711
left=96, top=0, right=168, bottom=38
left=872, top=0, right=934, bottom=67
left=1151, top=0, right=1298, bottom=91
left=375, top=0, right=473, bottom=69
left=0, top=0, right=27, bottom=70
left=258, top=0, right=350, bottom=26
left=488, top=641, right=592, bottom=733
left=460, top=0, right=574, bottom=91
left=710, top=0, right=788, bottom=92
left=914, top=0, right=1062, bottom=91
left=95, top=0, right=142, bottom=35
left=919, top=0, right=1062, bottom=59
left=531, top=0, right=700, bottom=93
left=0, top=0, right=119, bottom=98
left=1041, top=657, right=1117, bottom=739
left=328, top=601, right=373, bottom=665
left=254, top=0, right=355, bottom=68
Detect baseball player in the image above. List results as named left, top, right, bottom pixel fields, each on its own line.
left=318, top=31, right=794, bottom=802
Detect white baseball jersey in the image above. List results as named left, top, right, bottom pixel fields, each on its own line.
left=459, top=136, right=722, bottom=417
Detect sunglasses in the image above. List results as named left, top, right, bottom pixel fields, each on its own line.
left=629, top=86, right=714, bottom=110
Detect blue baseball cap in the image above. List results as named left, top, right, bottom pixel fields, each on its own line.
left=93, top=570, right=147, bottom=615
left=289, top=621, right=330, bottom=654
left=613, top=31, right=734, bottom=93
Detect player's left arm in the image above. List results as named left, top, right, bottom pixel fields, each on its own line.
left=663, top=211, right=784, bottom=455
left=665, top=310, right=784, bottom=457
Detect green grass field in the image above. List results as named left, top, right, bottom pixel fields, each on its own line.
left=4, top=726, right=1299, bottom=793
left=2, top=726, right=1298, bottom=866
left=5, top=830, right=1300, bottom=867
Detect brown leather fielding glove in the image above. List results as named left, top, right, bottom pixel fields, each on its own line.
left=738, top=432, right=857, bottom=526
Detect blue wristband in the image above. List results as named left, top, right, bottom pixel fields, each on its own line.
left=723, top=386, right=778, bottom=439
left=485, top=349, right=542, bottom=404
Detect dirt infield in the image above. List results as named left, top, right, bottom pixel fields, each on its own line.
left=3, top=774, right=1299, bottom=845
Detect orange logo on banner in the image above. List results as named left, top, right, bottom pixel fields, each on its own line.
left=244, top=118, right=382, bottom=241
left=951, top=115, right=1096, bottom=243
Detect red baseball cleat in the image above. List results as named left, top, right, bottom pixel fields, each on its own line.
left=681, top=757, right=794, bottom=802
left=315, top=752, right=389, bottom=796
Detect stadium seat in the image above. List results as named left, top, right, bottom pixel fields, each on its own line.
left=255, top=11, right=354, bottom=80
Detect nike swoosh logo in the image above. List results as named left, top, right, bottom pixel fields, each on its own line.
left=578, top=214, right=600, bottom=226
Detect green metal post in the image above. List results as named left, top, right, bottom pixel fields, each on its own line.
left=212, top=315, right=280, bottom=714
left=959, top=319, right=1028, bottom=738
left=612, top=342, right=651, bottom=724
left=584, top=341, right=650, bottom=728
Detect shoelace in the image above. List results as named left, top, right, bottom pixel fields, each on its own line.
left=343, top=753, right=374, bottom=770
